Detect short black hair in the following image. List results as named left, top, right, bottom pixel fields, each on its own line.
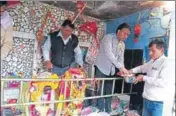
left=116, top=22, right=131, bottom=33
left=149, top=39, right=165, bottom=49
left=0, top=1, right=7, bottom=7
left=61, top=19, right=75, bottom=29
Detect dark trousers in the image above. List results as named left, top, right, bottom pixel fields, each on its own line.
left=94, top=66, right=113, bottom=113
left=84, top=66, right=123, bottom=112
left=84, top=66, right=113, bottom=112
left=114, top=68, right=123, bottom=94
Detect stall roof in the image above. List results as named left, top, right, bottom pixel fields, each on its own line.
left=42, top=1, right=165, bottom=20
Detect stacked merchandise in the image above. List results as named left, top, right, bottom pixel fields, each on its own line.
left=110, top=95, right=140, bottom=116
left=1, top=72, right=23, bottom=116
left=82, top=95, right=140, bottom=116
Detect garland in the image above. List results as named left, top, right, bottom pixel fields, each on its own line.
left=58, top=68, right=87, bottom=116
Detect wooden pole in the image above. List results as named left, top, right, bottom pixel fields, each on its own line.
left=72, top=2, right=87, bottom=24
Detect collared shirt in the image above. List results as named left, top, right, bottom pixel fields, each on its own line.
left=42, top=31, right=83, bottom=67
left=95, top=33, right=125, bottom=76
left=132, top=55, right=175, bottom=101
left=1, top=11, right=13, bottom=61
left=1, top=11, right=13, bottom=29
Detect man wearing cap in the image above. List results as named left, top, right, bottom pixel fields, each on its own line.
left=94, top=22, right=131, bottom=113
left=42, top=19, right=83, bottom=76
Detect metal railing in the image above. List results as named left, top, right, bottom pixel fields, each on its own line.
left=1, top=77, right=136, bottom=115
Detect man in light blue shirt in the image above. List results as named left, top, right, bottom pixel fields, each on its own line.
left=95, top=23, right=131, bottom=113
left=42, top=19, right=83, bottom=76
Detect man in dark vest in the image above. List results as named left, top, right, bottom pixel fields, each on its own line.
left=42, top=19, right=83, bottom=76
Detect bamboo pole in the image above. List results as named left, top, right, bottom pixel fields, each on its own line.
left=72, top=2, right=87, bottom=24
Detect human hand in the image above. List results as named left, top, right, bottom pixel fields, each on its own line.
left=128, top=70, right=133, bottom=74
left=44, top=61, right=53, bottom=70
left=78, top=65, right=83, bottom=69
left=118, top=68, right=129, bottom=76
left=133, top=75, right=144, bottom=84
left=75, top=63, right=83, bottom=69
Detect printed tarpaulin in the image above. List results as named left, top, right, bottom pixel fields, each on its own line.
left=7, top=1, right=21, bottom=7
left=79, top=21, right=100, bottom=65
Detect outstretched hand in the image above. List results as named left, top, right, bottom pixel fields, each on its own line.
left=117, top=68, right=133, bottom=77
left=119, top=68, right=129, bottom=75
